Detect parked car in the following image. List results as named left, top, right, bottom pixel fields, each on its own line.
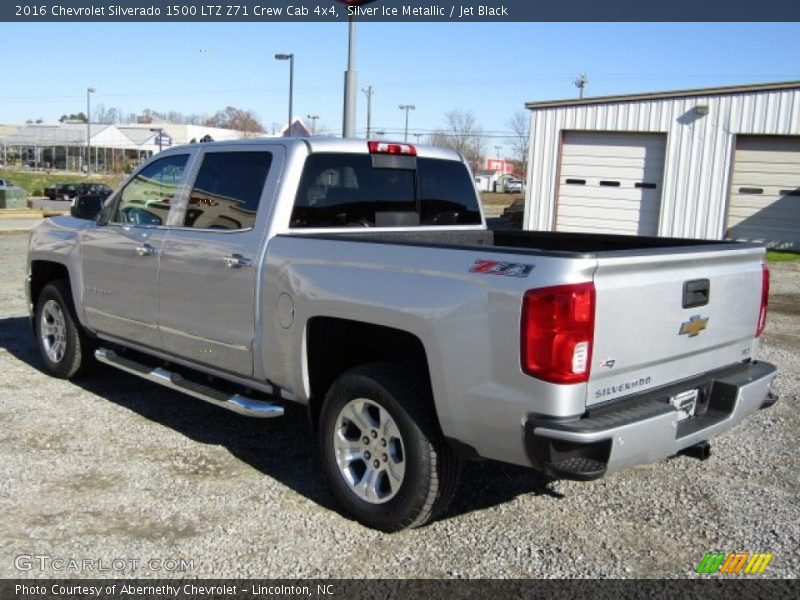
left=27, top=138, right=777, bottom=532
left=503, top=178, right=523, bottom=193
left=0, top=179, right=18, bottom=189
left=502, top=197, right=524, bottom=226
left=75, top=183, right=113, bottom=198
left=44, top=183, right=78, bottom=201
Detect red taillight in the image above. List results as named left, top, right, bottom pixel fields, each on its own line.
left=368, top=140, right=417, bottom=156
left=521, top=282, right=596, bottom=384
left=756, top=264, right=769, bottom=337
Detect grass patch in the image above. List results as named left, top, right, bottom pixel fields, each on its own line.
left=0, top=169, right=124, bottom=196
left=766, top=251, right=800, bottom=262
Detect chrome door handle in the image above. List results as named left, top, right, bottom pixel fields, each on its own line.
left=135, top=243, right=156, bottom=257
left=223, top=253, right=253, bottom=269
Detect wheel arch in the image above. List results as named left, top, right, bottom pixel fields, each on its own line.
left=305, top=317, right=438, bottom=432
left=30, top=260, right=70, bottom=308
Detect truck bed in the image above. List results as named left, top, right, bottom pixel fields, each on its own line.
left=296, top=229, right=758, bottom=257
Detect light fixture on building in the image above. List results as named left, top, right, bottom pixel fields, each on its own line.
left=694, top=105, right=709, bottom=117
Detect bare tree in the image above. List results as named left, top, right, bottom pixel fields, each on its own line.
left=508, top=110, right=530, bottom=177
left=93, top=104, right=121, bottom=124
left=205, top=106, right=265, bottom=137
left=429, top=109, right=485, bottom=172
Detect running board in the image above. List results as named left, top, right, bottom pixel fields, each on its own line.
left=94, top=348, right=284, bottom=418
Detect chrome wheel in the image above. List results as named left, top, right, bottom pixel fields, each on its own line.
left=40, top=299, right=67, bottom=363
left=333, top=397, right=406, bottom=504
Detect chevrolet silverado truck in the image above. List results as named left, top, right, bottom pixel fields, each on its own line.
left=25, top=138, right=778, bottom=531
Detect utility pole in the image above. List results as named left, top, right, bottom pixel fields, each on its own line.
left=574, top=73, right=588, bottom=98
left=495, top=145, right=501, bottom=158
left=399, top=104, right=415, bottom=142
left=362, top=85, right=374, bottom=138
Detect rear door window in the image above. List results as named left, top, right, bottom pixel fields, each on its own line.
left=183, top=151, right=272, bottom=230
left=291, top=154, right=481, bottom=228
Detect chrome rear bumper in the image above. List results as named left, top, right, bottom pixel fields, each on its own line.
left=525, top=361, right=778, bottom=480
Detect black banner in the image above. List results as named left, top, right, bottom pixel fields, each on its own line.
left=2, top=579, right=799, bottom=600
left=4, top=0, right=800, bottom=22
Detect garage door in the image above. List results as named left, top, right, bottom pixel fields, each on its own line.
left=727, top=136, right=800, bottom=250
left=555, top=132, right=666, bottom=236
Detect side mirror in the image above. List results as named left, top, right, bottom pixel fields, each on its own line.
left=70, top=194, right=106, bottom=220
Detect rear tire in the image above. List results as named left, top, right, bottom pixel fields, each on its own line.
left=34, top=280, right=94, bottom=379
left=319, top=362, right=461, bottom=531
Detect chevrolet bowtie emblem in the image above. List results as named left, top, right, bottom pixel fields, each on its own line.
left=679, top=315, right=709, bottom=337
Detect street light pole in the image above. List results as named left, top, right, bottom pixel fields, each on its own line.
left=275, top=53, right=294, bottom=134
left=307, top=114, right=319, bottom=136
left=86, top=86, right=95, bottom=173
left=336, top=1, right=378, bottom=138
left=342, top=15, right=357, bottom=137
left=399, top=104, right=415, bottom=142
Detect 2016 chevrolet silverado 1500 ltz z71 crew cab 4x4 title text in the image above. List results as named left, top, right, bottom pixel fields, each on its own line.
left=26, top=138, right=778, bottom=531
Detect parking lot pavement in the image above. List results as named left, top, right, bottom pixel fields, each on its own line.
left=0, top=217, right=43, bottom=232
left=0, top=230, right=797, bottom=579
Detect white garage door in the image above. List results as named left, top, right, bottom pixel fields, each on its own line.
left=727, top=136, right=800, bottom=250
left=555, top=132, right=666, bottom=236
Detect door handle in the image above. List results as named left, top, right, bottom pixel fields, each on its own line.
left=223, top=253, right=253, bottom=269
left=135, top=243, right=156, bottom=257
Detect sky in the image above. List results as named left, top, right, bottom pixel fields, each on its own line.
left=2, top=21, right=799, bottom=155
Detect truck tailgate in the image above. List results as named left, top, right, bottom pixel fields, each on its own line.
left=588, top=246, right=766, bottom=406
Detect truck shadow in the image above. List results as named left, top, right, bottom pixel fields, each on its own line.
left=0, top=315, right=562, bottom=527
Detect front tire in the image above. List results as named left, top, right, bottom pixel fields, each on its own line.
left=34, top=280, right=93, bottom=379
left=319, top=363, right=461, bottom=531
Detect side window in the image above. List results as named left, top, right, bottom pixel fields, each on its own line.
left=184, top=151, right=272, bottom=230
left=113, top=154, right=189, bottom=226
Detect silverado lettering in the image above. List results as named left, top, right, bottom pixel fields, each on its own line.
left=595, top=377, right=653, bottom=400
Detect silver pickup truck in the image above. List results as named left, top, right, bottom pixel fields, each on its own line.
left=26, top=138, right=778, bottom=531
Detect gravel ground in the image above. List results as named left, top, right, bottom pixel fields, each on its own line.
left=0, top=231, right=797, bottom=579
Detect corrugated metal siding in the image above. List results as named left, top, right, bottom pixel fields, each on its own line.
left=525, top=88, right=800, bottom=240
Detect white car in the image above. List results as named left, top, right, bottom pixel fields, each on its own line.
left=503, top=178, right=523, bottom=193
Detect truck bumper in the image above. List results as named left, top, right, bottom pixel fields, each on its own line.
left=525, top=361, right=778, bottom=481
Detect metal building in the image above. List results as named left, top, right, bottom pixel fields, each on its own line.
left=524, top=81, right=800, bottom=249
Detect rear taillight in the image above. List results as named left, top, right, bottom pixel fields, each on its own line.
left=521, top=282, right=596, bottom=384
left=368, top=140, right=417, bottom=156
left=756, top=264, right=769, bottom=337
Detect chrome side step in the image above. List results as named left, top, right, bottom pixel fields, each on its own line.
left=94, top=348, right=284, bottom=418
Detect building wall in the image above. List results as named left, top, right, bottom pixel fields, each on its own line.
left=525, top=88, right=800, bottom=239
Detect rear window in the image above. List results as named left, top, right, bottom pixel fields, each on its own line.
left=290, top=154, right=481, bottom=228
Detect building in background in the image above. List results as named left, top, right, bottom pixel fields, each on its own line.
left=524, top=80, right=800, bottom=249
left=0, top=118, right=311, bottom=173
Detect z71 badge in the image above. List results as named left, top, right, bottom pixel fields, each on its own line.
left=470, top=259, right=534, bottom=278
